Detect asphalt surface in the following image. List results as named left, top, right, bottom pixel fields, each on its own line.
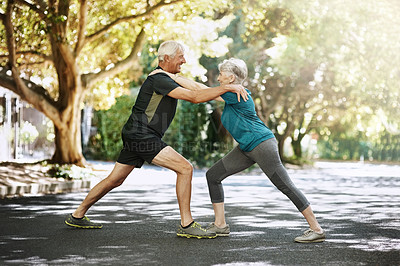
left=0, top=161, right=399, bottom=265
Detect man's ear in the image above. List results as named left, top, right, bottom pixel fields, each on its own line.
left=164, top=55, right=170, bottom=62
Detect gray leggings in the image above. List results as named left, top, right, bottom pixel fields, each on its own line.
left=206, top=138, right=310, bottom=212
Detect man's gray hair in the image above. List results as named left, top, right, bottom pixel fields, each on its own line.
left=158, top=41, right=185, bottom=62
left=218, top=58, right=248, bottom=84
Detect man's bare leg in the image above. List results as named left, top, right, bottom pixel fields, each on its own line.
left=151, top=146, right=194, bottom=227
left=73, top=162, right=135, bottom=218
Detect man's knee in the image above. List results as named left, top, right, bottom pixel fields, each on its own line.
left=105, top=170, right=130, bottom=189
left=177, top=160, right=193, bottom=176
left=106, top=177, right=125, bottom=189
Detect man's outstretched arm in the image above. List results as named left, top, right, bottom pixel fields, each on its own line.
left=169, top=75, right=225, bottom=101
left=150, top=70, right=245, bottom=102
left=167, top=83, right=243, bottom=104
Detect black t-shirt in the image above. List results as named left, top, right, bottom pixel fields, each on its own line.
left=122, top=70, right=179, bottom=139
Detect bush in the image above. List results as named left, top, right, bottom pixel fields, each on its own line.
left=85, top=95, right=135, bottom=161
left=47, top=163, right=95, bottom=180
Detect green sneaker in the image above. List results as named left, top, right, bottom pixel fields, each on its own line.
left=207, top=222, right=230, bottom=236
left=177, top=221, right=216, bottom=239
left=65, top=214, right=103, bottom=229
left=294, top=229, right=326, bottom=243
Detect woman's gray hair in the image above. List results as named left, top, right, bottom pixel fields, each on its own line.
left=218, top=58, right=248, bottom=84
left=158, top=41, right=185, bottom=62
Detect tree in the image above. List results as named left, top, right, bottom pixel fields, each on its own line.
left=232, top=0, right=400, bottom=160
left=0, top=0, right=231, bottom=166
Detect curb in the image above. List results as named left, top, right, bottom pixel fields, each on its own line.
left=0, top=178, right=92, bottom=199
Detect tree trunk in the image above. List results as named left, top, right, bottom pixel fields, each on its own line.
left=276, top=122, right=295, bottom=160
left=277, top=137, right=285, bottom=160
left=51, top=102, right=86, bottom=167
left=292, top=138, right=302, bottom=158
left=50, top=41, right=87, bottom=166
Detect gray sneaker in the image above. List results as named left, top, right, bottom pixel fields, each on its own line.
left=294, top=229, right=326, bottom=243
left=65, top=214, right=103, bottom=229
left=207, top=222, right=230, bottom=236
left=177, top=221, right=216, bottom=239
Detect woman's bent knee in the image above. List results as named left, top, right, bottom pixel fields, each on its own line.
left=206, top=160, right=226, bottom=183
left=206, top=170, right=217, bottom=184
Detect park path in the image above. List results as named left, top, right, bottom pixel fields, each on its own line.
left=0, top=161, right=399, bottom=265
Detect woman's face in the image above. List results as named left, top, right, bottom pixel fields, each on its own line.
left=217, top=71, right=234, bottom=85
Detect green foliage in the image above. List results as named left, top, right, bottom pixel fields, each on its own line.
left=317, top=128, right=400, bottom=162
left=371, top=132, right=400, bottom=162
left=317, top=135, right=367, bottom=161
left=47, top=164, right=95, bottom=180
left=85, top=94, right=135, bottom=161
left=163, top=101, right=234, bottom=168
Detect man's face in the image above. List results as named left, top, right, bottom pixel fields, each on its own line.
left=165, top=49, right=186, bottom=74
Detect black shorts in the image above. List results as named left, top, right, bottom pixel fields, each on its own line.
left=116, top=136, right=168, bottom=168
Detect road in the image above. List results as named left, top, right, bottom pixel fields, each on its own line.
left=1, top=161, right=399, bottom=265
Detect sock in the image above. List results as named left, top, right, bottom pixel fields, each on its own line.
left=182, top=221, right=194, bottom=229
left=71, top=214, right=84, bottom=220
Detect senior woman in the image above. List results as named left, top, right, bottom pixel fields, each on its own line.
left=152, top=58, right=325, bottom=243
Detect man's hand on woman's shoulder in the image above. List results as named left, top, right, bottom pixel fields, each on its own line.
left=224, top=84, right=249, bottom=102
